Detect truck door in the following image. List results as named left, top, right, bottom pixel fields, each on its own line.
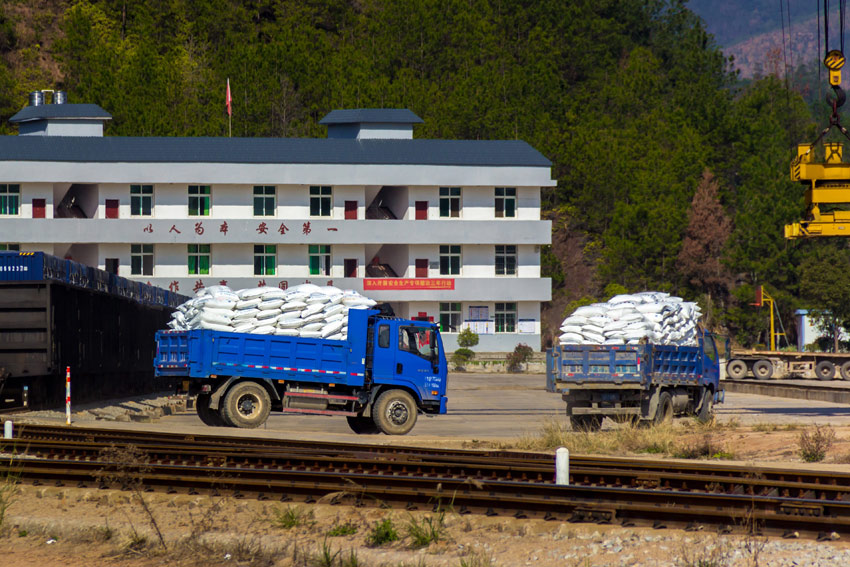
left=701, top=333, right=720, bottom=386
left=392, top=323, right=442, bottom=400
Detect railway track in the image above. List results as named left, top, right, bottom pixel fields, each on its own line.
left=1, top=424, right=848, bottom=539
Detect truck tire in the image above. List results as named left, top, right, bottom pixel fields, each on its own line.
left=220, top=381, right=272, bottom=429
left=373, top=390, right=418, bottom=435
left=841, top=361, right=850, bottom=381
left=696, top=389, right=714, bottom=423
left=654, top=392, right=673, bottom=425
left=196, top=394, right=227, bottom=427
left=752, top=360, right=773, bottom=380
left=726, top=359, right=748, bottom=380
left=346, top=416, right=380, bottom=434
left=570, top=415, right=602, bottom=432
left=816, top=361, right=836, bottom=381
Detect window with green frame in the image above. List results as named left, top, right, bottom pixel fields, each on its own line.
left=188, top=244, right=210, bottom=275
left=253, top=186, right=275, bottom=216
left=308, top=244, right=331, bottom=275
left=0, top=244, right=20, bottom=251
left=188, top=185, right=211, bottom=216
left=0, top=184, right=20, bottom=215
left=254, top=244, right=276, bottom=275
left=439, top=302, right=461, bottom=332
left=309, top=186, right=332, bottom=216
left=130, top=185, right=153, bottom=216
left=495, top=302, right=517, bottom=333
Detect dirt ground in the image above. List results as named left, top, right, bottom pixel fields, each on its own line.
left=3, top=423, right=850, bottom=566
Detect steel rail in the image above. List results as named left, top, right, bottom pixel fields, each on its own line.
left=5, top=456, right=848, bottom=539
left=9, top=424, right=850, bottom=494
left=4, top=437, right=850, bottom=503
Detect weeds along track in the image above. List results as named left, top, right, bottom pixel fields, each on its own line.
left=1, top=424, right=849, bottom=539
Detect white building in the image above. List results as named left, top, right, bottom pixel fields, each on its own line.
left=0, top=97, right=554, bottom=351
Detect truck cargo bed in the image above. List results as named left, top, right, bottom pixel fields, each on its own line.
left=547, top=343, right=705, bottom=391
left=156, top=329, right=366, bottom=388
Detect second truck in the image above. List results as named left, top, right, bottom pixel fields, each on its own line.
left=546, top=330, right=723, bottom=431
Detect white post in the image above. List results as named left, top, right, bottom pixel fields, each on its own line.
left=3, top=421, right=12, bottom=439
left=556, top=447, right=569, bottom=485
left=65, top=366, right=71, bottom=425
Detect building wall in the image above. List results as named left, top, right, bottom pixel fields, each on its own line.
left=1, top=152, right=552, bottom=352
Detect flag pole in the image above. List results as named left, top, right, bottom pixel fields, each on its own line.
left=226, top=78, right=232, bottom=138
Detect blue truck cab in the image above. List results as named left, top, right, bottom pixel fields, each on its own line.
left=155, top=309, right=447, bottom=435
left=546, top=331, right=723, bottom=431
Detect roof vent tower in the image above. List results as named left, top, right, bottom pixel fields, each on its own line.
left=320, top=109, right=423, bottom=140
left=10, top=92, right=111, bottom=137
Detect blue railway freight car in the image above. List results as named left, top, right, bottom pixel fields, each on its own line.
left=155, top=309, right=448, bottom=435
left=546, top=333, right=724, bottom=431
left=0, top=251, right=189, bottom=409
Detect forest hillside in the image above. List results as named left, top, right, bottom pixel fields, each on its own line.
left=0, top=0, right=845, bottom=349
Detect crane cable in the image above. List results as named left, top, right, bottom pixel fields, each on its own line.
left=779, top=0, right=790, bottom=89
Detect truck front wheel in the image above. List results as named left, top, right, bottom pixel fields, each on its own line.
left=221, top=382, right=272, bottom=429
left=346, top=416, right=380, bottom=434
left=373, top=390, right=418, bottom=435
left=570, top=415, right=602, bottom=432
left=696, top=389, right=714, bottom=423
left=196, top=394, right=227, bottom=427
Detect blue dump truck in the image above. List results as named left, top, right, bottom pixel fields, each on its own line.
left=546, top=332, right=723, bottom=431
left=155, top=309, right=447, bottom=435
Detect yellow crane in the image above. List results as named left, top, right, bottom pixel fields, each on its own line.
left=785, top=49, right=850, bottom=239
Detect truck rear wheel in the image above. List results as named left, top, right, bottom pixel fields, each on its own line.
left=346, top=416, right=380, bottom=434
left=570, top=415, right=602, bottom=432
left=221, top=381, right=271, bottom=429
left=816, top=361, right=836, bottom=381
left=841, top=361, right=850, bottom=381
left=654, top=392, right=673, bottom=425
left=373, top=390, right=418, bottom=435
left=752, top=360, right=773, bottom=380
left=726, top=359, right=747, bottom=380
left=196, top=394, right=227, bottom=427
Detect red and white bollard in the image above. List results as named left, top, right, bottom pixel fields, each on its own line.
left=65, top=366, right=71, bottom=425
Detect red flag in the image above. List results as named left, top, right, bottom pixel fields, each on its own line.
left=225, top=78, right=232, bottom=116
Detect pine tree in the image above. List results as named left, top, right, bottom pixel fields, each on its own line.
left=678, top=169, right=732, bottom=300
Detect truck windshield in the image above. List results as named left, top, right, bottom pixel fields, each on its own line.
left=399, top=326, right=438, bottom=361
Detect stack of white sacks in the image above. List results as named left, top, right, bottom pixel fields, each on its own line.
left=167, top=284, right=377, bottom=341
left=559, top=292, right=701, bottom=347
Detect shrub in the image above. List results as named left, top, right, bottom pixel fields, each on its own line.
left=799, top=424, right=836, bottom=462
left=506, top=343, right=534, bottom=372
left=451, top=347, right=475, bottom=369
left=457, top=328, right=479, bottom=348
left=366, top=518, right=398, bottom=546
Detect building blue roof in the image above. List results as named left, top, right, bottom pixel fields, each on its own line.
left=319, top=109, right=423, bottom=125
left=9, top=104, right=112, bottom=123
left=0, top=136, right=551, bottom=167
